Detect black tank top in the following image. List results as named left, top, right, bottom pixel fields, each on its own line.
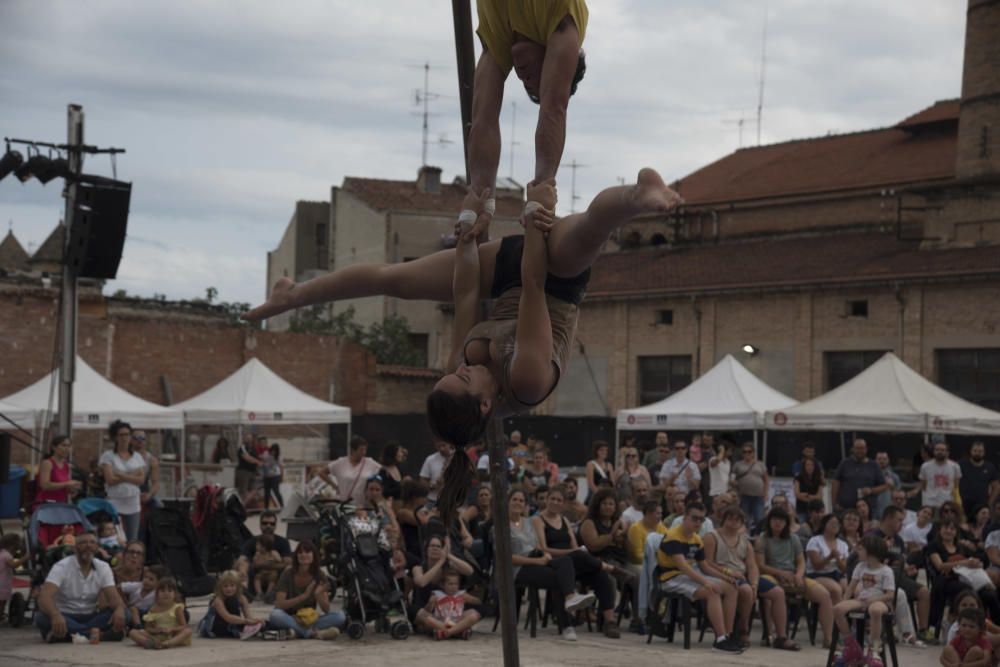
left=543, top=514, right=572, bottom=550
left=593, top=519, right=628, bottom=564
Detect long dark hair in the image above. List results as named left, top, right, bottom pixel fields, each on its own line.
left=49, top=434, right=69, bottom=457
left=427, top=389, right=492, bottom=531
left=764, top=507, right=791, bottom=539
left=293, top=540, right=321, bottom=581
left=795, top=457, right=823, bottom=490
left=380, top=441, right=400, bottom=467
left=586, top=488, right=619, bottom=524
left=109, top=419, right=132, bottom=453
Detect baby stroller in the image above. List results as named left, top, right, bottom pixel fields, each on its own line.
left=193, top=485, right=252, bottom=572
left=7, top=502, right=93, bottom=628
left=145, top=505, right=216, bottom=597
left=76, top=497, right=124, bottom=562
left=327, top=503, right=410, bottom=640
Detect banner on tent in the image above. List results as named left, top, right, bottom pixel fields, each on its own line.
left=621, top=414, right=667, bottom=427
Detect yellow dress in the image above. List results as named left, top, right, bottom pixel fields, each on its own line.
left=476, top=0, right=588, bottom=74
left=143, top=603, right=191, bottom=646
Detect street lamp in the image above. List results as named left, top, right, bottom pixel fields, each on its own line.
left=742, top=344, right=759, bottom=355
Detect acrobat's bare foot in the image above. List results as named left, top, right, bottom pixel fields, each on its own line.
left=244, top=277, right=298, bottom=321
left=630, top=168, right=683, bottom=214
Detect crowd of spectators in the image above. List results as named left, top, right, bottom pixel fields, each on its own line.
left=6, top=424, right=1000, bottom=667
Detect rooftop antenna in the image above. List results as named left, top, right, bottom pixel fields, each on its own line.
left=756, top=4, right=768, bottom=146
left=508, top=101, right=521, bottom=180
left=723, top=112, right=749, bottom=148
left=410, top=61, right=448, bottom=166
left=565, top=159, right=588, bottom=213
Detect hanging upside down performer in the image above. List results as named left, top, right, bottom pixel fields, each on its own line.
left=245, top=169, right=683, bottom=515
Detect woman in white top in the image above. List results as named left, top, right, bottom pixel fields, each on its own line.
left=100, top=420, right=147, bottom=541
left=612, top=446, right=651, bottom=507
left=585, top=440, right=614, bottom=500
left=804, top=514, right=848, bottom=604
left=708, top=441, right=732, bottom=500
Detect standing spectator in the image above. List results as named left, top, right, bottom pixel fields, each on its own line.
left=100, top=420, right=146, bottom=541
left=211, top=437, right=232, bottom=464
left=585, top=440, right=614, bottom=499
left=520, top=447, right=557, bottom=494
left=464, top=440, right=485, bottom=466
left=960, top=442, right=999, bottom=524
left=378, top=441, right=405, bottom=501
left=613, top=445, right=651, bottom=507
left=830, top=439, right=884, bottom=513
left=34, top=531, right=128, bottom=642
left=255, top=435, right=269, bottom=458
left=791, top=442, right=824, bottom=476
left=508, top=430, right=522, bottom=447
left=643, top=431, right=669, bottom=468
left=36, top=435, right=82, bottom=506
left=914, top=441, right=962, bottom=510
left=874, top=451, right=900, bottom=521
left=620, top=478, right=651, bottom=530
left=319, top=435, right=381, bottom=506
left=130, top=429, right=161, bottom=511
left=708, top=441, right=733, bottom=507
left=235, top=433, right=262, bottom=507
left=912, top=443, right=933, bottom=482
left=793, top=458, right=825, bottom=523
left=731, top=443, right=768, bottom=530
left=891, top=489, right=918, bottom=526
left=659, top=440, right=701, bottom=496
left=420, top=441, right=453, bottom=503
left=260, top=444, right=284, bottom=511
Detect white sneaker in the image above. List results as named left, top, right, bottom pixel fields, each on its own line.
left=564, top=592, right=595, bottom=612
left=563, top=626, right=578, bottom=642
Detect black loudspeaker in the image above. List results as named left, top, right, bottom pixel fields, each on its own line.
left=66, top=179, right=132, bottom=279
left=0, top=433, right=9, bottom=484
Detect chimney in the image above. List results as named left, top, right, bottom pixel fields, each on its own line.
left=416, top=165, right=442, bottom=194
left=956, top=0, right=1000, bottom=180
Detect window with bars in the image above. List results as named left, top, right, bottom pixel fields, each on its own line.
left=937, top=348, right=1000, bottom=411
left=638, top=355, right=691, bottom=405
left=824, top=350, right=886, bottom=390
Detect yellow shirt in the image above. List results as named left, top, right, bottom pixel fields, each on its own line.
left=476, top=0, right=589, bottom=74
left=626, top=520, right=667, bottom=565
left=655, top=525, right=704, bottom=582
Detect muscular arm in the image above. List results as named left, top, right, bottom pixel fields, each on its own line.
left=448, top=189, right=489, bottom=369
left=534, top=20, right=581, bottom=183
left=466, top=51, right=506, bottom=240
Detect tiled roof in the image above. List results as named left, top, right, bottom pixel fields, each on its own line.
left=673, top=101, right=958, bottom=205
left=0, top=231, right=30, bottom=271
left=30, top=224, right=64, bottom=264
left=342, top=178, right=523, bottom=218
left=587, top=231, right=1000, bottom=298
left=376, top=364, right=444, bottom=379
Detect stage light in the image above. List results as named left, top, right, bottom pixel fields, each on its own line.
left=742, top=344, right=758, bottom=355
left=13, top=154, right=70, bottom=184
left=0, top=150, right=24, bottom=181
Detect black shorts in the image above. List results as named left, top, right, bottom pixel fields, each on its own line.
left=491, top=235, right=590, bottom=305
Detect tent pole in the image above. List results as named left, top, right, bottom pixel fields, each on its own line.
left=180, top=427, right=186, bottom=498
left=839, top=432, right=846, bottom=460
left=754, top=429, right=760, bottom=465
left=762, top=430, right=768, bottom=471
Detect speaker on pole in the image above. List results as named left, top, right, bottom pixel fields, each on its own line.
left=66, top=178, right=132, bottom=279
left=0, top=433, right=10, bottom=484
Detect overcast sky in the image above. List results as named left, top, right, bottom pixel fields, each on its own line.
left=0, top=1, right=965, bottom=305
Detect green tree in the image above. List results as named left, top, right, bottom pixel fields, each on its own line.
left=290, top=305, right=422, bottom=366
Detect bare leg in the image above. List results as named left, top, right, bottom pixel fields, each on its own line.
left=129, top=628, right=150, bottom=646
left=444, top=610, right=481, bottom=637
left=764, top=587, right=789, bottom=638
left=807, top=584, right=834, bottom=643
left=545, top=168, right=681, bottom=278
left=818, top=577, right=842, bottom=604
left=736, top=583, right=754, bottom=638
left=720, top=581, right=738, bottom=635
left=159, top=627, right=193, bottom=648
left=694, top=589, right=727, bottom=638
left=245, top=241, right=501, bottom=321
left=415, top=609, right=447, bottom=634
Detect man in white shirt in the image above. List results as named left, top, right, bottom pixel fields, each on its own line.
left=35, top=531, right=128, bottom=642
left=891, top=490, right=918, bottom=526
left=660, top=440, right=701, bottom=495
left=913, top=442, right=962, bottom=509
left=420, top=441, right=453, bottom=502
left=901, top=506, right=935, bottom=552
left=620, top=478, right=651, bottom=530
left=319, top=435, right=381, bottom=506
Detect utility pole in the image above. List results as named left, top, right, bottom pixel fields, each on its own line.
left=567, top=159, right=588, bottom=213
left=58, top=104, right=83, bottom=437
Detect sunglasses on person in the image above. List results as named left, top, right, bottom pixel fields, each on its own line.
left=261, top=520, right=277, bottom=527
left=689, top=515, right=706, bottom=523
left=674, top=446, right=686, bottom=451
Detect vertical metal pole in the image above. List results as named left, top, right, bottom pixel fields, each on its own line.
left=486, top=419, right=519, bottom=667
left=58, top=104, right=84, bottom=437
left=451, top=0, right=476, bottom=182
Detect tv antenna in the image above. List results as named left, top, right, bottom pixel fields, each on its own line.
left=564, top=159, right=588, bottom=213
left=756, top=4, right=768, bottom=146
left=507, top=101, right=521, bottom=179
left=723, top=112, right=750, bottom=148
left=409, top=61, right=451, bottom=166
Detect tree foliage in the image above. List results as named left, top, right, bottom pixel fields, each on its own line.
left=289, top=304, right=423, bottom=366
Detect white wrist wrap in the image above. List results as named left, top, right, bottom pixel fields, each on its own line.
left=523, top=201, right=543, bottom=216
left=484, top=198, right=496, bottom=216
left=458, top=209, right=478, bottom=224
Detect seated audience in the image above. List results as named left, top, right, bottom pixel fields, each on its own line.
left=626, top=501, right=667, bottom=573
left=252, top=534, right=283, bottom=600
left=128, top=576, right=192, bottom=649
left=0, top=534, right=25, bottom=624
left=35, top=531, right=129, bottom=643
left=655, top=502, right=742, bottom=654
left=804, top=514, right=848, bottom=603
left=114, top=540, right=146, bottom=584
left=839, top=508, right=864, bottom=553
left=868, top=505, right=932, bottom=645
left=755, top=507, right=834, bottom=647
left=199, top=570, right=264, bottom=639
left=96, top=521, right=125, bottom=562
left=669, top=490, right=716, bottom=536
left=945, top=590, right=1000, bottom=645
left=415, top=569, right=481, bottom=640
left=941, top=608, right=992, bottom=667
left=928, top=519, right=1000, bottom=630
left=903, top=506, right=935, bottom=553
left=580, top=488, right=639, bottom=631
left=704, top=506, right=799, bottom=651
left=614, top=445, right=652, bottom=509
left=620, top=479, right=651, bottom=531
left=412, top=534, right=476, bottom=612
left=267, top=541, right=344, bottom=639
left=122, top=564, right=167, bottom=625
left=240, top=511, right=291, bottom=599
left=832, top=535, right=894, bottom=664
left=560, top=476, right=588, bottom=525
left=398, top=479, right=433, bottom=564
left=532, top=484, right=620, bottom=638
left=891, top=489, right=918, bottom=526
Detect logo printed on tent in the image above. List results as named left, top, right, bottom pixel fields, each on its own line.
left=248, top=411, right=256, bottom=421
left=773, top=412, right=787, bottom=426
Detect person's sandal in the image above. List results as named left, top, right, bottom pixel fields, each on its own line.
left=773, top=636, right=800, bottom=651
left=604, top=624, right=621, bottom=639
left=738, top=633, right=751, bottom=649
left=901, top=632, right=927, bottom=649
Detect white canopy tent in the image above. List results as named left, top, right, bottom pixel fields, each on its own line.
left=0, top=356, right=184, bottom=465
left=0, top=399, right=36, bottom=431
left=765, top=352, right=1000, bottom=436
left=173, top=358, right=351, bottom=483
left=616, top=354, right=799, bottom=460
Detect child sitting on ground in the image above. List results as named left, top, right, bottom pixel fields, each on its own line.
left=199, top=570, right=263, bottom=639
left=833, top=535, right=895, bottom=667
left=0, top=533, right=26, bottom=625
left=415, top=569, right=481, bottom=640
left=122, top=565, right=167, bottom=626
left=97, top=521, right=125, bottom=562
left=252, top=535, right=282, bottom=599
left=942, top=608, right=993, bottom=667
left=128, top=577, right=192, bottom=649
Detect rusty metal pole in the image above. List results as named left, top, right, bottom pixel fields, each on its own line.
left=452, top=3, right=520, bottom=665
